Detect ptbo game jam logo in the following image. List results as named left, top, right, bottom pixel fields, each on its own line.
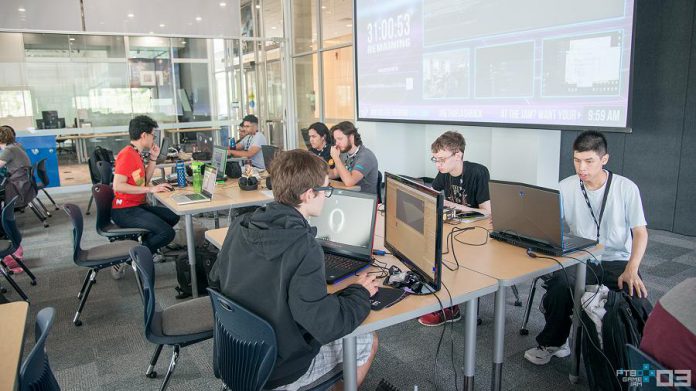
left=617, top=364, right=692, bottom=388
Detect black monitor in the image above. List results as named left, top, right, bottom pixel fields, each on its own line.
left=384, top=172, right=444, bottom=293
left=42, top=111, right=58, bottom=129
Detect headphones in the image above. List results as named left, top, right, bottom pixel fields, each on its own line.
left=384, top=265, right=424, bottom=293
left=239, top=176, right=259, bottom=191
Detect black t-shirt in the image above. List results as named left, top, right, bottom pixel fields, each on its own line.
left=432, top=161, right=490, bottom=208
left=310, top=145, right=335, bottom=169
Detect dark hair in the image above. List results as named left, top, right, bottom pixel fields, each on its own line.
left=128, top=115, right=158, bottom=141
left=330, top=121, right=362, bottom=146
left=573, top=131, right=607, bottom=156
left=0, top=125, right=16, bottom=137
left=270, top=149, right=328, bottom=207
left=308, top=122, right=332, bottom=145
left=431, top=131, right=465, bottom=154
left=0, top=126, right=16, bottom=144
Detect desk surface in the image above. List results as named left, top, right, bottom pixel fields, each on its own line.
left=204, top=227, right=498, bottom=337
left=154, top=179, right=273, bottom=215
left=0, top=301, right=29, bottom=391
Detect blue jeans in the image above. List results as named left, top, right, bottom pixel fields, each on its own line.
left=111, top=204, right=179, bottom=253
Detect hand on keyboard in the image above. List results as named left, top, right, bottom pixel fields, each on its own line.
left=356, top=273, right=379, bottom=297
left=150, top=183, right=173, bottom=193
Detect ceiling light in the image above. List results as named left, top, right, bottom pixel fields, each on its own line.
left=159, top=23, right=165, bottom=27
left=219, top=2, right=227, bottom=6
left=195, top=16, right=202, bottom=21
left=127, top=13, right=134, bottom=18
left=69, top=37, right=75, bottom=41
left=18, top=7, right=26, bottom=12
left=181, top=41, right=186, bottom=44
left=255, top=4, right=261, bottom=9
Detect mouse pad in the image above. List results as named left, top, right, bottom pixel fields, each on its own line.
left=370, top=287, right=408, bottom=311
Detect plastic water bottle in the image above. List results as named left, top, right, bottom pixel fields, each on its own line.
left=176, top=160, right=186, bottom=188
left=229, top=137, right=236, bottom=149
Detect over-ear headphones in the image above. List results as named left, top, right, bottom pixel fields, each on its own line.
left=239, top=176, right=258, bottom=191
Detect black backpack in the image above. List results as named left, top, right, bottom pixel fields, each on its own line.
left=582, top=290, right=653, bottom=391
left=225, top=160, right=242, bottom=179
left=174, top=242, right=219, bottom=299
left=89, top=146, right=115, bottom=184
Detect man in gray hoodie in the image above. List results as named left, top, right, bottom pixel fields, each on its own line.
left=209, top=149, right=379, bottom=390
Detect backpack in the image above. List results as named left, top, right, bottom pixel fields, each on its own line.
left=225, top=161, right=242, bottom=179
left=582, top=289, right=653, bottom=391
left=89, top=146, right=115, bottom=184
left=174, top=242, right=219, bottom=299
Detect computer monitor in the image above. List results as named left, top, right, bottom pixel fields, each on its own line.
left=211, top=146, right=227, bottom=180
left=384, top=172, right=444, bottom=292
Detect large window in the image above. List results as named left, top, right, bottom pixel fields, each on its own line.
left=292, top=0, right=355, bottom=149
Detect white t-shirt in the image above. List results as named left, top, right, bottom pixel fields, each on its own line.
left=559, top=171, right=647, bottom=262
left=239, top=131, right=268, bottom=169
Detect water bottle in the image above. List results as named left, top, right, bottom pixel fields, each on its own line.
left=175, top=160, right=186, bottom=188
left=229, top=137, right=236, bottom=149
left=191, top=161, right=203, bottom=193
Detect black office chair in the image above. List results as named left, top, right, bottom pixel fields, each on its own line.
left=208, top=289, right=342, bottom=391
left=34, top=158, right=59, bottom=211
left=96, top=160, right=113, bottom=185
left=92, top=184, right=149, bottom=242
left=0, top=197, right=36, bottom=302
left=19, top=307, right=60, bottom=391
left=64, top=203, right=139, bottom=326
left=130, top=245, right=213, bottom=391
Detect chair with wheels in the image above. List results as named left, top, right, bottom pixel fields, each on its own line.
left=130, top=245, right=213, bottom=391
left=64, top=203, right=139, bottom=326
left=19, top=307, right=60, bottom=391
left=34, top=158, right=59, bottom=211
left=208, top=289, right=342, bottom=391
left=0, top=197, right=36, bottom=301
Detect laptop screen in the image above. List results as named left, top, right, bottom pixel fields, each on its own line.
left=201, top=166, right=217, bottom=197
left=211, top=146, right=227, bottom=179
left=384, top=173, right=443, bottom=291
left=308, top=189, right=377, bottom=260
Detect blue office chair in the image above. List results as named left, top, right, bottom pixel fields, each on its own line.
left=130, top=245, right=213, bottom=391
left=19, top=307, right=60, bottom=391
left=64, top=203, right=139, bottom=326
left=0, top=197, right=36, bottom=302
left=208, top=289, right=342, bottom=391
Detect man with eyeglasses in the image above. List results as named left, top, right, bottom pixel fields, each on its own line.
left=228, top=114, right=268, bottom=170
left=209, top=149, right=379, bottom=390
left=419, top=131, right=491, bottom=327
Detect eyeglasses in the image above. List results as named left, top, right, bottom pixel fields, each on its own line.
left=312, top=185, right=334, bottom=198
left=430, top=153, right=456, bottom=164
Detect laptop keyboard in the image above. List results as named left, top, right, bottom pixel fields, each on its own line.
left=325, top=253, right=367, bottom=278
left=185, top=193, right=207, bottom=201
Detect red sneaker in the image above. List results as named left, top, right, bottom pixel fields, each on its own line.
left=418, top=305, right=461, bottom=326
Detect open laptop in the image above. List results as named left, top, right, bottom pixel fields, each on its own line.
left=211, top=146, right=228, bottom=181
left=488, top=180, right=598, bottom=256
left=171, top=166, right=218, bottom=205
left=307, top=189, right=378, bottom=284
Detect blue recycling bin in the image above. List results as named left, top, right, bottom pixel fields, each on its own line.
left=17, top=135, right=60, bottom=188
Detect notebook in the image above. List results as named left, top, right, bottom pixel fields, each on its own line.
left=488, top=180, right=598, bottom=256
left=171, top=167, right=218, bottom=205
left=308, top=189, right=378, bottom=284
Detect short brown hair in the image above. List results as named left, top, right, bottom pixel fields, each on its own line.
left=0, top=126, right=16, bottom=144
left=270, top=149, right=328, bottom=207
left=431, top=131, right=465, bottom=154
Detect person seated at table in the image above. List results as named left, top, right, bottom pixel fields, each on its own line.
left=307, top=122, right=335, bottom=169
left=0, top=125, right=33, bottom=242
left=209, top=149, right=379, bottom=390
left=111, top=115, right=180, bottom=278
left=228, top=114, right=267, bottom=170
left=525, top=130, right=648, bottom=365
left=0, top=126, right=31, bottom=178
left=418, top=130, right=491, bottom=327
left=329, top=121, right=379, bottom=194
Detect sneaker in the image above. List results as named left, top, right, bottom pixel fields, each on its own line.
left=111, top=264, right=127, bottom=280
left=152, top=254, right=166, bottom=263
left=524, top=342, right=571, bottom=365
left=418, top=305, right=461, bottom=326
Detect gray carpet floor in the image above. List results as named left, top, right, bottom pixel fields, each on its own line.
left=6, top=191, right=695, bottom=391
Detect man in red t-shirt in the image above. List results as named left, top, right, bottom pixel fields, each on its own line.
left=111, top=116, right=179, bottom=267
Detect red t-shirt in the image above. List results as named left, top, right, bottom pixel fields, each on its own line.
left=112, top=145, right=147, bottom=209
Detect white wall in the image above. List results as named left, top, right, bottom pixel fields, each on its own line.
left=357, top=120, right=562, bottom=188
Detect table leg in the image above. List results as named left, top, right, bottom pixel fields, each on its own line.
left=342, top=336, right=357, bottom=391
left=491, top=285, right=506, bottom=391
left=214, top=211, right=220, bottom=229
left=463, top=299, right=477, bottom=391
left=569, top=261, right=587, bottom=384
left=184, top=214, right=198, bottom=298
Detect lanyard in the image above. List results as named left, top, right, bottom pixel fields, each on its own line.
left=579, top=171, right=613, bottom=240
left=244, top=135, right=253, bottom=150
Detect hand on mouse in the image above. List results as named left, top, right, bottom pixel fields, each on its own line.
left=150, top=183, right=172, bottom=193
left=356, top=273, right=379, bottom=297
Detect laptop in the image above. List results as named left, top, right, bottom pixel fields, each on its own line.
left=307, top=189, right=378, bottom=284
left=156, top=137, right=171, bottom=164
left=488, top=180, right=598, bottom=256
left=171, top=166, right=218, bottom=205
